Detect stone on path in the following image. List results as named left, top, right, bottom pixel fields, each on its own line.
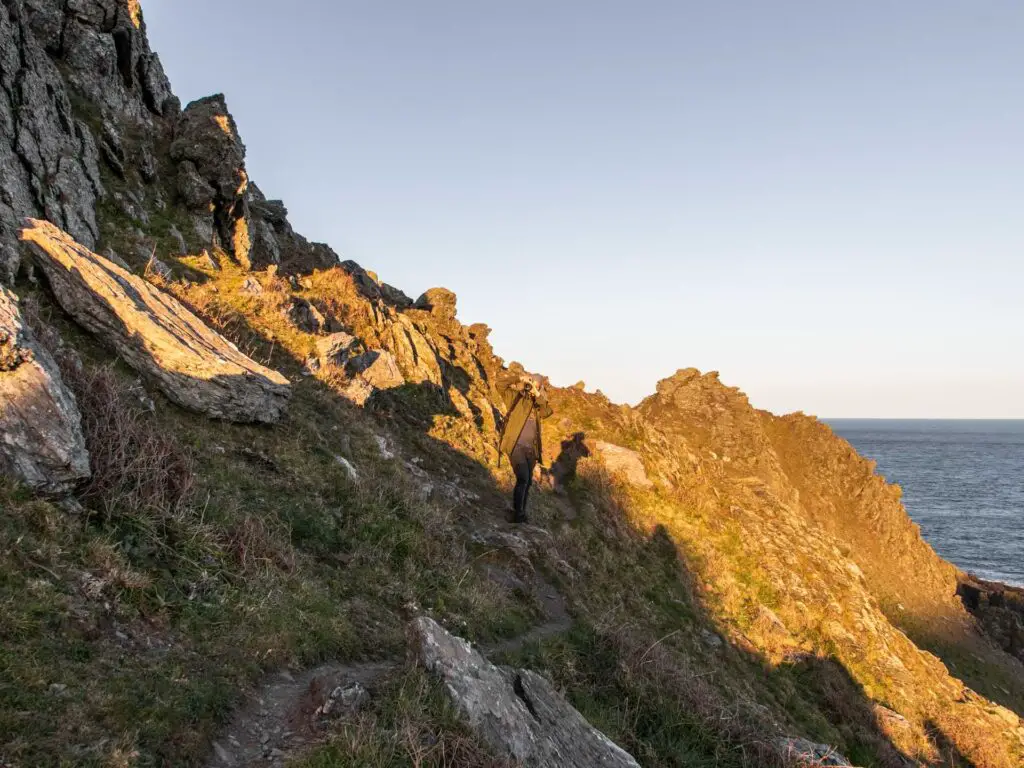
left=409, top=616, right=640, bottom=768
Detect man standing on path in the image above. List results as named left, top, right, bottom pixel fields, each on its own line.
left=499, top=374, right=553, bottom=523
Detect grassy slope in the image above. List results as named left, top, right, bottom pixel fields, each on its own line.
left=3, top=253, right=1024, bottom=768
left=1, top=285, right=533, bottom=767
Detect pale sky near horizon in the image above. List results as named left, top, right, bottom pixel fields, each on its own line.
left=143, top=1, right=1023, bottom=418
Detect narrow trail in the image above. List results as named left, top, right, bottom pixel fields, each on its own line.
left=206, top=519, right=573, bottom=768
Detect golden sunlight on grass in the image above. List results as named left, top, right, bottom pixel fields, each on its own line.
left=214, top=113, right=234, bottom=137
left=128, top=0, right=142, bottom=29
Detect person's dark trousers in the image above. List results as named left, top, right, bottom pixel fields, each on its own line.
left=510, top=444, right=537, bottom=523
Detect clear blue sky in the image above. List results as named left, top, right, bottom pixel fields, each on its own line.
left=143, top=1, right=1024, bottom=417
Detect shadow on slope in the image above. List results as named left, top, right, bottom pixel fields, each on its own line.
left=7, top=274, right=1003, bottom=767
left=0, top=291, right=536, bottom=766
left=763, top=415, right=1024, bottom=721
left=495, top=454, right=919, bottom=768
left=156, top=302, right=906, bottom=767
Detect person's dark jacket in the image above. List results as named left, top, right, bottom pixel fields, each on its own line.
left=498, top=379, right=553, bottom=463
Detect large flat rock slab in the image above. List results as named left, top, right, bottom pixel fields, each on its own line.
left=409, top=617, right=640, bottom=768
left=20, top=219, right=290, bottom=423
left=0, top=285, right=89, bottom=493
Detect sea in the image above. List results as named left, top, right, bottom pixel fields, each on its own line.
left=827, top=420, right=1024, bottom=588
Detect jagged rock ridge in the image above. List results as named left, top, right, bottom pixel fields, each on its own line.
left=0, top=0, right=340, bottom=286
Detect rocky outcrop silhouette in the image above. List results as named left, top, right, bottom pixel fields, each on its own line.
left=21, top=218, right=290, bottom=423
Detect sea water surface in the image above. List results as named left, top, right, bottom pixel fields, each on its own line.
left=827, top=420, right=1024, bottom=587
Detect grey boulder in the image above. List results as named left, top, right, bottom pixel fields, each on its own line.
left=409, top=617, right=640, bottom=768
left=0, top=286, right=89, bottom=493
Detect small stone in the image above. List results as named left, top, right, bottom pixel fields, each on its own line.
left=317, top=682, right=370, bottom=718
left=375, top=435, right=395, bottom=460
left=334, top=455, right=359, bottom=482
left=242, top=277, right=263, bottom=294
left=212, top=741, right=233, bottom=765
left=700, top=629, right=723, bottom=649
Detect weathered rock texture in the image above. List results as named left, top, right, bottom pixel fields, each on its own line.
left=0, top=0, right=339, bottom=281
left=0, top=285, right=89, bottom=492
left=21, top=219, right=289, bottom=422
left=409, top=616, right=640, bottom=768
left=958, top=575, right=1024, bottom=663
left=0, top=0, right=108, bottom=283
left=589, top=440, right=652, bottom=488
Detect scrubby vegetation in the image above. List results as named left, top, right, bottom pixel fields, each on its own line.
left=1, top=286, right=534, bottom=767
left=5, top=249, right=1024, bottom=766
left=4, top=3, right=1023, bottom=764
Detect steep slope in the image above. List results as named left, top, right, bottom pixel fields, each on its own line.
left=1, top=3, right=1023, bottom=767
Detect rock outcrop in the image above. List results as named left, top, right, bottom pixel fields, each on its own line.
left=0, top=0, right=106, bottom=283
left=958, top=575, right=1024, bottom=663
left=166, top=98, right=340, bottom=273
left=414, top=287, right=458, bottom=320
left=0, top=285, right=89, bottom=493
left=409, top=616, right=640, bottom=768
left=341, top=349, right=405, bottom=406
left=169, top=95, right=250, bottom=262
left=589, top=440, right=653, bottom=488
left=1, top=0, right=338, bottom=282
left=20, top=219, right=290, bottom=423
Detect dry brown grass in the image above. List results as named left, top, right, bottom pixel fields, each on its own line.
left=21, top=296, right=195, bottom=516
left=68, top=363, right=195, bottom=516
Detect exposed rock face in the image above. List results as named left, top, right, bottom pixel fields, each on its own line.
left=2, top=0, right=336, bottom=281
left=414, top=287, right=457, bottom=320
left=34, top=0, right=176, bottom=120
left=21, top=219, right=290, bottom=423
left=0, top=0, right=181, bottom=283
left=589, top=440, right=652, bottom=488
left=0, top=285, right=89, bottom=493
left=0, top=0, right=105, bottom=283
left=169, top=95, right=250, bottom=264
left=958, top=575, right=1024, bottom=663
left=342, top=349, right=405, bottom=405
left=409, top=617, right=640, bottom=768
left=245, top=185, right=339, bottom=274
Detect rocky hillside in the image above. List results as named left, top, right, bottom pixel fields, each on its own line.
left=2, top=3, right=1024, bottom=767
